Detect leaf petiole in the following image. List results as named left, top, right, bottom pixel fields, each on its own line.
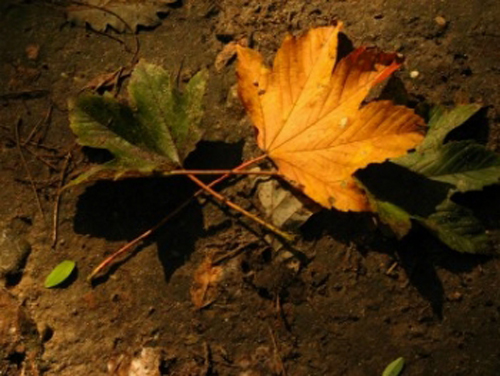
left=161, top=169, right=280, bottom=177
left=187, top=174, right=295, bottom=241
left=87, top=154, right=278, bottom=281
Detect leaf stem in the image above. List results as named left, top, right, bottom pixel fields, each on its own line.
left=187, top=174, right=294, bottom=241
left=87, top=154, right=269, bottom=281
left=162, top=169, right=280, bottom=177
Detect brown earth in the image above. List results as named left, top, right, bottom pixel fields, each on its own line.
left=1, top=1, right=500, bottom=375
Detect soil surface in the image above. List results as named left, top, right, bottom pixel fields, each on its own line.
left=2, top=1, right=500, bottom=375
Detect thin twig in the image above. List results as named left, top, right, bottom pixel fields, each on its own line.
left=88, top=155, right=268, bottom=281
left=162, top=169, right=280, bottom=177
left=212, top=243, right=253, bottom=265
left=51, top=152, right=72, bottom=250
left=0, top=90, right=49, bottom=101
left=268, top=325, right=287, bottom=376
left=202, top=342, right=212, bottom=376
left=385, top=261, right=398, bottom=275
left=15, top=176, right=60, bottom=187
left=15, top=118, right=45, bottom=220
left=23, top=147, right=60, bottom=170
left=23, top=105, right=52, bottom=146
left=187, top=174, right=294, bottom=241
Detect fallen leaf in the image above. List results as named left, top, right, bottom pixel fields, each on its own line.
left=237, top=23, right=425, bottom=211
left=67, top=60, right=207, bottom=186
left=408, top=104, right=480, bottom=153
left=45, top=260, right=76, bottom=288
left=190, top=257, right=223, bottom=308
left=255, top=169, right=315, bottom=230
left=396, top=105, right=500, bottom=193
left=399, top=141, right=500, bottom=192
left=252, top=167, right=316, bottom=252
left=356, top=105, right=495, bottom=254
left=421, top=199, right=490, bottom=254
left=215, top=42, right=238, bottom=72
left=215, top=39, right=248, bottom=72
left=66, top=0, right=177, bottom=33
left=382, top=357, right=405, bottom=376
left=82, top=67, right=130, bottom=92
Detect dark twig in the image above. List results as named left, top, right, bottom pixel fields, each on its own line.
left=23, top=105, right=53, bottom=146
left=87, top=155, right=268, bottom=281
left=268, top=325, right=287, bottom=376
left=0, top=90, right=49, bottom=101
left=202, top=342, right=212, bottom=376
left=23, top=147, right=59, bottom=171
left=51, top=152, right=72, bottom=250
left=15, top=118, right=45, bottom=220
left=212, top=242, right=254, bottom=265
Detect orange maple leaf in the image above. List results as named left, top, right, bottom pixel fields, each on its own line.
left=237, top=23, right=426, bottom=211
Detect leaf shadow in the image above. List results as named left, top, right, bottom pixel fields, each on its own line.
left=301, top=161, right=497, bottom=318
left=337, top=32, right=355, bottom=62
left=302, top=207, right=492, bottom=318
left=396, top=226, right=491, bottom=319
left=73, top=140, right=245, bottom=284
left=445, top=106, right=490, bottom=144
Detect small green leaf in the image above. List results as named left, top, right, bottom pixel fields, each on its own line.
left=357, top=176, right=412, bottom=238
left=45, top=260, right=76, bottom=288
left=417, top=200, right=490, bottom=254
left=397, top=141, right=500, bottom=193
left=356, top=163, right=492, bottom=254
left=419, top=104, right=480, bottom=152
left=370, top=199, right=412, bottom=239
left=382, top=357, right=405, bottom=376
left=68, top=60, right=208, bottom=186
left=396, top=104, right=481, bottom=168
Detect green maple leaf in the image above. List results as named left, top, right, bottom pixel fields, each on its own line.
left=68, top=60, right=207, bottom=186
left=396, top=104, right=500, bottom=193
left=357, top=104, right=495, bottom=254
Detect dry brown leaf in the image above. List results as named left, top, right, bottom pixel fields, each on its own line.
left=67, top=0, right=177, bottom=33
left=215, top=42, right=238, bottom=72
left=237, top=23, right=426, bottom=211
left=190, top=257, right=223, bottom=308
left=214, top=39, right=248, bottom=72
left=81, top=67, right=130, bottom=92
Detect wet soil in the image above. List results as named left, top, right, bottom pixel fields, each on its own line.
left=1, top=1, right=500, bottom=375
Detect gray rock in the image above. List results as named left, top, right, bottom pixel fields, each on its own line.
left=0, top=229, right=31, bottom=284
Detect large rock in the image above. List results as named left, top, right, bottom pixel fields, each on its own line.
left=0, top=228, right=31, bottom=286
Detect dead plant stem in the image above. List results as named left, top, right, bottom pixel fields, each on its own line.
left=23, top=105, right=52, bottom=146
left=88, top=154, right=268, bottom=281
left=51, top=152, right=72, bottom=250
left=15, top=118, right=45, bottom=220
left=187, top=174, right=293, bottom=241
left=162, top=169, right=280, bottom=177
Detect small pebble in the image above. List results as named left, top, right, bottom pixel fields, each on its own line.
left=25, top=44, right=40, bottom=60
left=447, top=291, right=463, bottom=302
left=435, top=16, right=447, bottom=27
left=410, top=70, right=420, bottom=79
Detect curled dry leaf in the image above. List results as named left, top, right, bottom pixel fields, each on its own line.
left=66, top=0, right=177, bottom=33
left=215, top=39, right=249, bottom=72
left=237, top=23, right=426, bottom=212
left=252, top=168, right=317, bottom=252
left=190, top=257, right=223, bottom=308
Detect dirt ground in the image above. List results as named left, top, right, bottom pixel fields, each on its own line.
left=2, top=1, right=500, bottom=375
